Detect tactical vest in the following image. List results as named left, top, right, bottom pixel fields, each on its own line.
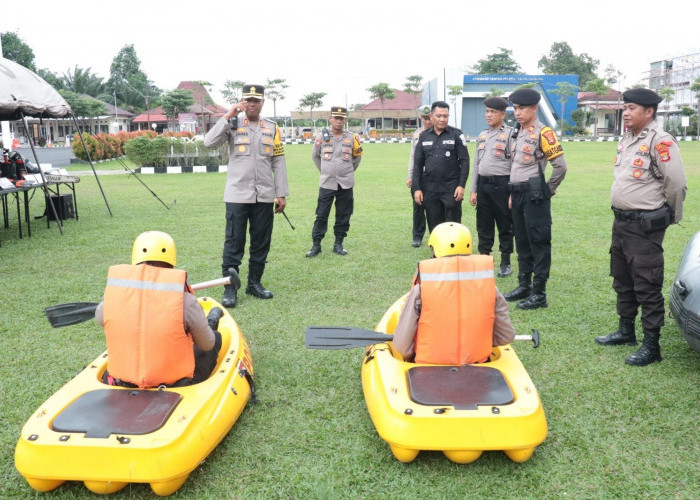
left=103, top=264, right=193, bottom=388
left=414, top=255, right=496, bottom=365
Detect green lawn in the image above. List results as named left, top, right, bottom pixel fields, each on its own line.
left=2, top=141, right=699, bottom=499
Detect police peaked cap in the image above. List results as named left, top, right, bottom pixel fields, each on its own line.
left=508, top=88, right=541, bottom=105
left=622, top=88, right=662, bottom=106
left=242, top=84, right=264, bottom=99
left=483, top=97, right=509, bottom=111
left=330, top=106, right=347, bottom=117
left=417, top=105, right=431, bottom=116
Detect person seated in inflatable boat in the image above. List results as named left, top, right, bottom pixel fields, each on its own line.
left=393, top=222, right=515, bottom=364
left=95, top=231, right=224, bottom=388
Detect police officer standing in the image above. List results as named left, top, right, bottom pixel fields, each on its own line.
left=504, top=88, right=567, bottom=310
left=469, top=97, right=515, bottom=277
left=407, top=105, right=432, bottom=247
left=204, top=84, right=289, bottom=307
left=413, top=101, right=470, bottom=232
left=306, top=107, right=363, bottom=257
left=594, top=88, right=686, bottom=366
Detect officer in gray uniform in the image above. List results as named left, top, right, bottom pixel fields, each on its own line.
left=469, top=97, right=514, bottom=277
left=595, top=88, right=686, bottom=366
left=407, top=105, right=432, bottom=247
left=504, top=88, right=567, bottom=310
left=306, top=106, right=363, bottom=257
left=204, top=84, right=289, bottom=307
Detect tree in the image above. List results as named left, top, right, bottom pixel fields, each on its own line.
left=471, top=48, right=522, bottom=74
left=367, top=83, right=396, bottom=137
left=485, top=87, right=506, bottom=98
left=537, top=41, right=599, bottom=87
left=1, top=32, right=36, bottom=70
left=59, top=90, right=107, bottom=134
left=62, top=66, right=106, bottom=98
left=570, top=108, right=594, bottom=135
left=550, top=81, right=577, bottom=134
left=604, top=65, right=624, bottom=135
left=690, top=77, right=700, bottom=138
left=222, top=80, right=245, bottom=104
left=108, top=45, right=159, bottom=111
left=161, top=89, right=195, bottom=131
left=582, top=78, right=608, bottom=138
left=403, top=74, right=423, bottom=112
left=298, top=92, right=326, bottom=130
left=658, top=87, right=675, bottom=131
left=194, top=80, right=215, bottom=134
left=266, top=78, right=288, bottom=121
left=447, top=85, right=463, bottom=127
left=37, top=68, right=64, bottom=91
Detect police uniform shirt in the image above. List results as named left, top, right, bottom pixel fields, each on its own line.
left=204, top=116, right=289, bottom=203
left=611, top=121, right=686, bottom=222
left=408, top=126, right=426, bottom=179
left=413, top=125, right=470, bottom=193
left=509, top=120, right=567, bottom=192
left=469, top=124, right=514, bottom=193
left=312, top=130, right=363, bottom=190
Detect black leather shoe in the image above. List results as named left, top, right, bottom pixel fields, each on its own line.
left=497, top=264, right=512, bottom=278
left=412, top=238, right=421, bottom=248
left=504, top=285, right=531, bottom=301
left=516, top=293, right=548, bottom=310
left=306, top=243, right=321, bottom=258
left=246, top=282, right=273, bottom=299
left=333, top=242, right=348, bottom=255
left=221, top=285, right=237, bottom=308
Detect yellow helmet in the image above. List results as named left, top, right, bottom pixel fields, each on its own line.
left=428, top=222, right=472, bottom=257
left=132, top=231, right=176, bottom=266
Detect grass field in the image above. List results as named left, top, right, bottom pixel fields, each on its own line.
left=2, top=141, right=699, bottom=499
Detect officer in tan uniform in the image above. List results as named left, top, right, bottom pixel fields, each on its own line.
left=504, top=88, right=567, bottom=310
left=407, top=105, right=432, bottom=247
left=595, top=88, right=686, bottom=366
left=204, top=84, right=289, bottom=307
left=469, top=97, right=515, bottom=277
left=306, top=106, right=363, bottom=257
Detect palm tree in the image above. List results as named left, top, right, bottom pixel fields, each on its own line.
left=367, top=83, right=396, bottom=138
left=447, top=85, right=463, bottom=127
left=550, top=82, right=577, bottom=135
left=403, top=75, right=423, bottom=121
left=298, top=93, right=326, bottom=133
left=658, top=87, right=675, bottom=131
left=689, top=77, right=700, bottom=138
left=266, top=78, right=288, bottom=123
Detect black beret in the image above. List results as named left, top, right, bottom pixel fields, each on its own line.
left=242, top=84, right=264, bottom=99
left=483, top=97, right=508, bottom=111
left=622, top=88, right=662, bottom=106
left=509, top=88, right=541, bottom=106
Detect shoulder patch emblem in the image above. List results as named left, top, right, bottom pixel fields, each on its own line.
left=654, top=141, right=672, bottom=162
left=542, top=129, right=557, bottom=145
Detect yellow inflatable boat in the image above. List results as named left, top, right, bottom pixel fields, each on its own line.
left=15, top=297, right=254, bottom=496
left=360, top=294, right=547, bottom=464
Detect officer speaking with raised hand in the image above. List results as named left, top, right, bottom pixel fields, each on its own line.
left=503, top=88, right=567, bottom=310
left=594, top=88, right=686, bottom=366
left=469, top=97, right=515, bottom=277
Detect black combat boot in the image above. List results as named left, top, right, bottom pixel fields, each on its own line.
left=306, top=241, right=322, bottom=258
left=246, top=280, right=273, bottom=299
left=625, top=329, right=662, bottom=366
left=497, top=253, right=512, bottom=278
left=221, top=285, right=237, bottom=308
left=504, top=273, right=531, bottom=301
left=517, top=278, right=548, bottom=310
left=333, top=238, right=348, bottom=256
left=595, top=318, right=637, bottom=346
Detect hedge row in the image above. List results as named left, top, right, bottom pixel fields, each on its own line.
left=70, top=130, right=195, bottom=162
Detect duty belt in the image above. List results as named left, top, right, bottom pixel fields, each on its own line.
left=479, top=175, right=509, bottom=184
left=508, top=182, right=530, bottom=192
left=611, top=207, right=647, bottom=221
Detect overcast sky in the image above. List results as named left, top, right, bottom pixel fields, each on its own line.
left=3, top=0, right=699, bottom=115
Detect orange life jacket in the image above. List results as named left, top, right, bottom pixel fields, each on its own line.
left=103, top=264, right=194, bottom=388
left=414, top=255, right=496, bottom=365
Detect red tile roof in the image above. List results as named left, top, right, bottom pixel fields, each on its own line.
left=362, top=90, right=421, bottom=111
left=578, top=88, right=622, bottom=103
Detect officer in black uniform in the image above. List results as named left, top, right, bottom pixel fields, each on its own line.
left=412, top=101, right=470, bottom=232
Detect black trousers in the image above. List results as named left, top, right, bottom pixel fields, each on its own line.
left=476, top=176, right=513, bottom=255
left=222, top=202, right=274, bottom=282
left=311, top=186, right=354, bottom=242
left=610, top=219, right=666, bottom=331
left=192, top=330, right=223, bottom=383
left=423, top=190, right=462, bottom=234
left=410, top=187, right=427, bottom=241
left=511, top=191, right=551, bottom=281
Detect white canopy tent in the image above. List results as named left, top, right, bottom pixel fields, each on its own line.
left=0, top=57, right=112, bottom=231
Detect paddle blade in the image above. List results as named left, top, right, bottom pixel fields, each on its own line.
left=45, top=302, right=99, bottom=328
left=305, top=326, right=394, bottom=350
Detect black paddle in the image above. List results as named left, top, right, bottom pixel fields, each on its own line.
left=305, top=326, right=540, bottom=350
left=45, top=271, right=240, bottom=328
